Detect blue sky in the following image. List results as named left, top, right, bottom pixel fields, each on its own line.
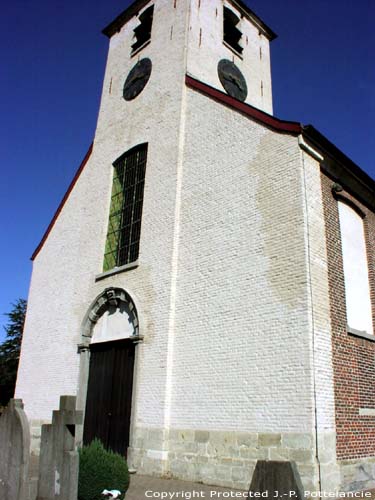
left=1, top=0, right=374, bottom=342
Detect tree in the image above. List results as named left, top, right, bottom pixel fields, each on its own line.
left=0, top=298, right=27, bottom=407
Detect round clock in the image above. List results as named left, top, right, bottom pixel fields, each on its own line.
left=217, top=59, right=248, bottom=102
left=123, top=58, right=152, bottom=101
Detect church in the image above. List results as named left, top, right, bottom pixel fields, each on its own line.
left=15, top=0, right=375, bottom=494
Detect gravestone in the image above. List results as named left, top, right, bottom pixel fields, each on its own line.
left=0, top=399, right=30, bottom=500
left=249, top=461, right=305, bottom=500
left=37, top=396, right=82, bottom=500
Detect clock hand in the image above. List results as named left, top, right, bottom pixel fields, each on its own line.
left=127, top=73, right=145, bottom=87
left=226, top=74, right=242, bottom=90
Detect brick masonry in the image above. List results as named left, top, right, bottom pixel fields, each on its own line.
left=16, top=0, right=316, bottom=450
left=321, top=172, right=375, bottom=488
left=16, top=0, right=192, bottom=426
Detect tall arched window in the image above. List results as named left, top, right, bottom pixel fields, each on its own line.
left=338, top=201, right=373, bottom=335
left=103, top=143, right=148, bottom=271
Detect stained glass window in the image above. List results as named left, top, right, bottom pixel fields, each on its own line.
left=103, top=144, right=148, bottom=271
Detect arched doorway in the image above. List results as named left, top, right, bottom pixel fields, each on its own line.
left=78, top=288, right=141, bottom=457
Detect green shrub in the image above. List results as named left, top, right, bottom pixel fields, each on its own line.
left=78, top=439, right=130, bottom=500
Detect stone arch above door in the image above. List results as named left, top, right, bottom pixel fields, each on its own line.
left=76, top=287, right=142, bottom=436
left=79, top=287, right=141, bottom=350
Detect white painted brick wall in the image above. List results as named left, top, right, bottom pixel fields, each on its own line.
left=16, top=0, right=191, bottom=426
left=300, top=150, right=336, bottom=433
left=169, top=88, right=314, bottom=433
left=299, top=148, right=339, bottom=490
left=16, top=0, right=326, bottom=447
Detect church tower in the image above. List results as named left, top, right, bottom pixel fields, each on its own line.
left=19, top=0, right=375, bottom=494
left=84, top=0, right=281, bottom=481
left=97, top=0, right=275, bottom=161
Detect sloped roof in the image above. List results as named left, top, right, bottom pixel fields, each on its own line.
left=31, top=143, right=93, bottom=261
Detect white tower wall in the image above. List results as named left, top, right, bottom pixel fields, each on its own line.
left=187, top=0, right=273, bottom=113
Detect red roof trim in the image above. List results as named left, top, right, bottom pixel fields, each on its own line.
left=185, top=75, right=302, bottom=135
left=31, top=143, right=93, bottom=261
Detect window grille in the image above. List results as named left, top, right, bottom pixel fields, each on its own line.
left=103, top=144, right=148, bottom=271
left=223, top=7, right=243, bottom=55
left=131, top=5, right=154, bottom=54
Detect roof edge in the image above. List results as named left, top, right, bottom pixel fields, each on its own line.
left=229, top=0, right=277, bottom=40
left=186, top=75, right=374, bottom=211
left=303, top=125, right=375, bottom=211
left=102, top=0, right=277, bottom=40
left=31, top=143, right=93, bottom=261
left=185, top=74, right=302, bottom=134
left=31, top=83, right=374, bottom=263
left=102, top=0, right=151, bottom=38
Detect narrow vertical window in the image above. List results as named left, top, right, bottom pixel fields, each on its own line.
left=131, top=5, right=154, bottom=54
left=223, top=7, right=243, bottom=55
left=103, top=144, right=148, bottom=271
left=338, top=201, right=373, bottom=335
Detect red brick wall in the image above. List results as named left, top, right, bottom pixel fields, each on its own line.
left=321, top=172, right=375, bottom=459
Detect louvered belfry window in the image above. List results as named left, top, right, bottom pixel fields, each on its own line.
left=223, top=7, right=243, bottom=55
left=103, top=144, right=148, bottom=271
left=131, top=5, right=154, bottom=54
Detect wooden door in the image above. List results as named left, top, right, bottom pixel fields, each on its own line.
left=83, top=339, right=135, bottom=457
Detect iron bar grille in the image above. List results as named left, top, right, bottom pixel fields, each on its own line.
left=103, top=144, right=148, bottom=271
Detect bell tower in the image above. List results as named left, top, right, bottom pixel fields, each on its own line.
left=186, top=0, right=275, bottom=114
left=89, top=0, right=279, bottom=478
left=97, top=0, right=275, bottom=151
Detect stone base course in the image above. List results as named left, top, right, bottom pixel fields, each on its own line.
left=128, top=427, right=321, bottom=492
left=339, top=458, right=375, bottom=492
left=26, top=422, right=375, bottom=493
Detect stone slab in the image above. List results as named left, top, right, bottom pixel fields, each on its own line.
left=0, top=399, right=30, bottom=500
left=249, top=460, right=305, bottom=500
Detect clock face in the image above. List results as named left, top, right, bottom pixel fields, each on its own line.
left=123, top=58, right=152, bottom=101
left=217, top=59, right=248, bottom=102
